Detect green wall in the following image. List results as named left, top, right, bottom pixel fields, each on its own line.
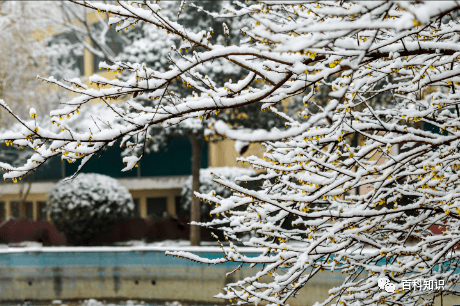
left=12, top=137, right=208, bottom=182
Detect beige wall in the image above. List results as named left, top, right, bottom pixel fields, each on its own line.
left=209, top=139, right=265, bottom=168
left=0, top=188, right=182, bottom=221
left=84, top=37, right=94, bottom=78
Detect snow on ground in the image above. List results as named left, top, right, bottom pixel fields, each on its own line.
left=0, top=239, right=424, bottom=254
left=0, top=240, right=262, bottom=254
left=9, top=300, right=224, bottom=306
left=115, top=240, right=217, bottom=247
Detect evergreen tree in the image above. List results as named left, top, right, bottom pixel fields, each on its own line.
left=115, top=1, right=286, bottom=245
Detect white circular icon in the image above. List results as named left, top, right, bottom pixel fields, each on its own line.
left=378, top=277, right=389, bottom=289
left=384, top=282, right=395, bottom=293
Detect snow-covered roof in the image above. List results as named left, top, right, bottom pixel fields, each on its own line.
left=0, top=180, right=58, bottom=195
left=0, top=175, right=189, bottom=195
left=118, top=175, right=189, bottom=190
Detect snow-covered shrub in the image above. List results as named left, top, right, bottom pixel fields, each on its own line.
left=180, top=167, right=256, bottom=222
left=48, top=173, right=134, bottom=246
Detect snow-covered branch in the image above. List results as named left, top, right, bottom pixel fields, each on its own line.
left=1, top=1, right=460, bottom=305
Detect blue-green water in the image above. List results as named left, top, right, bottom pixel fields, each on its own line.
left=0, top=251, right=254, bottom=269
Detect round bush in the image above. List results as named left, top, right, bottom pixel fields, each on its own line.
left=48, top=173, right=134, bottom=245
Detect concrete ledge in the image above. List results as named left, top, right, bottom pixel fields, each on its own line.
left=0, top=265, right=344, bottom=305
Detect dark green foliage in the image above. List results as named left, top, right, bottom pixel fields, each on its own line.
left=48, top=173, right=134, bottom=245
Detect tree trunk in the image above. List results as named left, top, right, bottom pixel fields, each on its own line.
left=352, top=133, right=359, bottom=196
left=189, top=134, right=203, bottom=246
left=19, top=173, right=33, bottom=219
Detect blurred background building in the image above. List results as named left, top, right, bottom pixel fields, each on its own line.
left=0, top=20, right=264, bottom=223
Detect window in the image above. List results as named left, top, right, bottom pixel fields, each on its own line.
left=0, top=202, right=5, bottom=220
left=175, top=196, right=186, bottom=217
left=9, top=201, right=33, bottom=219
left=38, top=202, right=48, bottom=221
left=10, top=202, right=19, bottom=219
left=25, top=202, right=33, bottom=220
left=147, top=197, right=167, bottom=218
left=133, top=198, right=140, bottom=218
